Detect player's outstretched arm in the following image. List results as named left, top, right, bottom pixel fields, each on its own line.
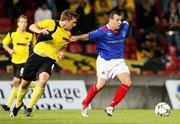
left=70, top=33, right=89, bottom=42
left=29, top=24, right=49, bottom=35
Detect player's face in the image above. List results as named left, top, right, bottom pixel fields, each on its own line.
left=65, top=18, right=77, bottom=31
left=17, top=18, right=27, bottom=31
left=110, top=14, right=122, bottom=30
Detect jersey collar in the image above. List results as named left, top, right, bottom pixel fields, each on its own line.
left=59, top=21, right=65, bottom=29
left=17, top=28, right=26, bottom=33
left=106, top=24, right=119, bottom=33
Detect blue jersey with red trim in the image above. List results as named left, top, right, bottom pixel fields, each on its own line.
left=88, top=21, right=129, bottom=60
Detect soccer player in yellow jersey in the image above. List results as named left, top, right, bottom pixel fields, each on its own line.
left=0, top=15, right=37, bottom=111
left=10, top=10, right=79, bottom=117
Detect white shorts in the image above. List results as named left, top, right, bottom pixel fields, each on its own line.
left=96, top=55, right=130, bottom=80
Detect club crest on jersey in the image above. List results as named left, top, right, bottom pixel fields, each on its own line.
left=121, top=32, right=125, bottom=37
left=107, top=32, right=112, bottom=36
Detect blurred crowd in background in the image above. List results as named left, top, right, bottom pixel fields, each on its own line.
left=0, top=0, right=179, bottom=75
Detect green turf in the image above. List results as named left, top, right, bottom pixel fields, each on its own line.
left=0, top=109, right=180, bottom=124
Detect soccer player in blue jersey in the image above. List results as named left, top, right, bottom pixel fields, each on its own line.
left=71, top=11, right=132, bottom=117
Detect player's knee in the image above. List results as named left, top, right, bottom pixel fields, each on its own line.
left=96, top=83, right=105, bottom=91
left=12, top=78, right=21, bottom=87
left=21, top=83, right=29, bottom=89
left=20, top=80, right=31, bottom=89
left=38, top=78, right=48, bottom=88
left=38, top=81, right=47, bottom=88
left=122, top=80, right=132, bottom=87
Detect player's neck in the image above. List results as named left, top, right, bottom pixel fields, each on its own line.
left=107, top=23, right=118, bottom=32
left=17, top=28, right=26, bottom=32
left=107, top=23, right=116, bottom=31
left=61, top=21, right=69, bottom=31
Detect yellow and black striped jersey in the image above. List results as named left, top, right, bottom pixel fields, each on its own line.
left=2, top=29, right=36, bottom=64
left=33, top=19, right=71, bottom=61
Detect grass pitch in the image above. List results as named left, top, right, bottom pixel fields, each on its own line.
left=0, top=109, right=180, bottom=124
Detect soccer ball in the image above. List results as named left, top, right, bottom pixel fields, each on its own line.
left=155, top=102, right=171, bottom=117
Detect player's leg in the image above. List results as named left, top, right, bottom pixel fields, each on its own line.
left=81, top=56, right=108, bottom=117
left=16, top=80, right=31, bottom=107
left=82, top=78, right=107, bottom=107
left=29, top=81, right=37, bottom=88
left=6, top=77, right=21, bottom=108
left=25, top=72, right=49, bottom=116
left=25, top=59, right=54, bottom=116
left=10, top=54, right=40, bottom=117
left=109, top=72, right=132, bottom=107
left=7, top=77, right=21, bottom=107
left=1, top=64, right=23, bottom=111
left=0, top=77, right=20, bottom=111
left=81, top=78, right=106, bottom=117
left=10, top=79, right=31, bottom=117
left=105, top=72, right=132, bottom=116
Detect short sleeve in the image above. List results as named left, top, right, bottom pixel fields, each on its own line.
left=2, top=32, right=12, bottom=45
left=31, top=33, right=37, bottom=47
left=120, top=21, right=129, bottom=37
left=88, top=29, right=104, bottom=41
left=36, top=19, right=55, bottom=31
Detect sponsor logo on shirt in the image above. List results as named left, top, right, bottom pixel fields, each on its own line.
left=107, top=32, right=112, bottom=36
left=16, top=43, right=27, bottom=46
left=107, top=39, right=124, bottom=44
left=121, top=32, right=125, bottom=37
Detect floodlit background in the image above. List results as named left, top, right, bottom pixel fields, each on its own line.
left=0, top=0, right=180, bottom=123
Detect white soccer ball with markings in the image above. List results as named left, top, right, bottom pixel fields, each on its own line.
left=155, top=102, right=171, bottom=117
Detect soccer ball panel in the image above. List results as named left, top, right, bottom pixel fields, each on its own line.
left=155, top=102, right=171, bottom=117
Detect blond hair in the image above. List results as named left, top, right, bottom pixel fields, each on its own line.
left=17, top=15, right=28, bottom=22
left=60, top=9, right=79, bottom=21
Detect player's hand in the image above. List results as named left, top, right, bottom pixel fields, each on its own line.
left=8, top=49, right=13, bottom=55
left=40, top=28, right=49, bottom=35
left=70, top=36, right=77, bottom=42
left=57, top=51, right=65, bottom=59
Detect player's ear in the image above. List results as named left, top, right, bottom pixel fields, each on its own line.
left=109, top=18, right=112, bottom=22
left=66, top=20, right=70, bottom=23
